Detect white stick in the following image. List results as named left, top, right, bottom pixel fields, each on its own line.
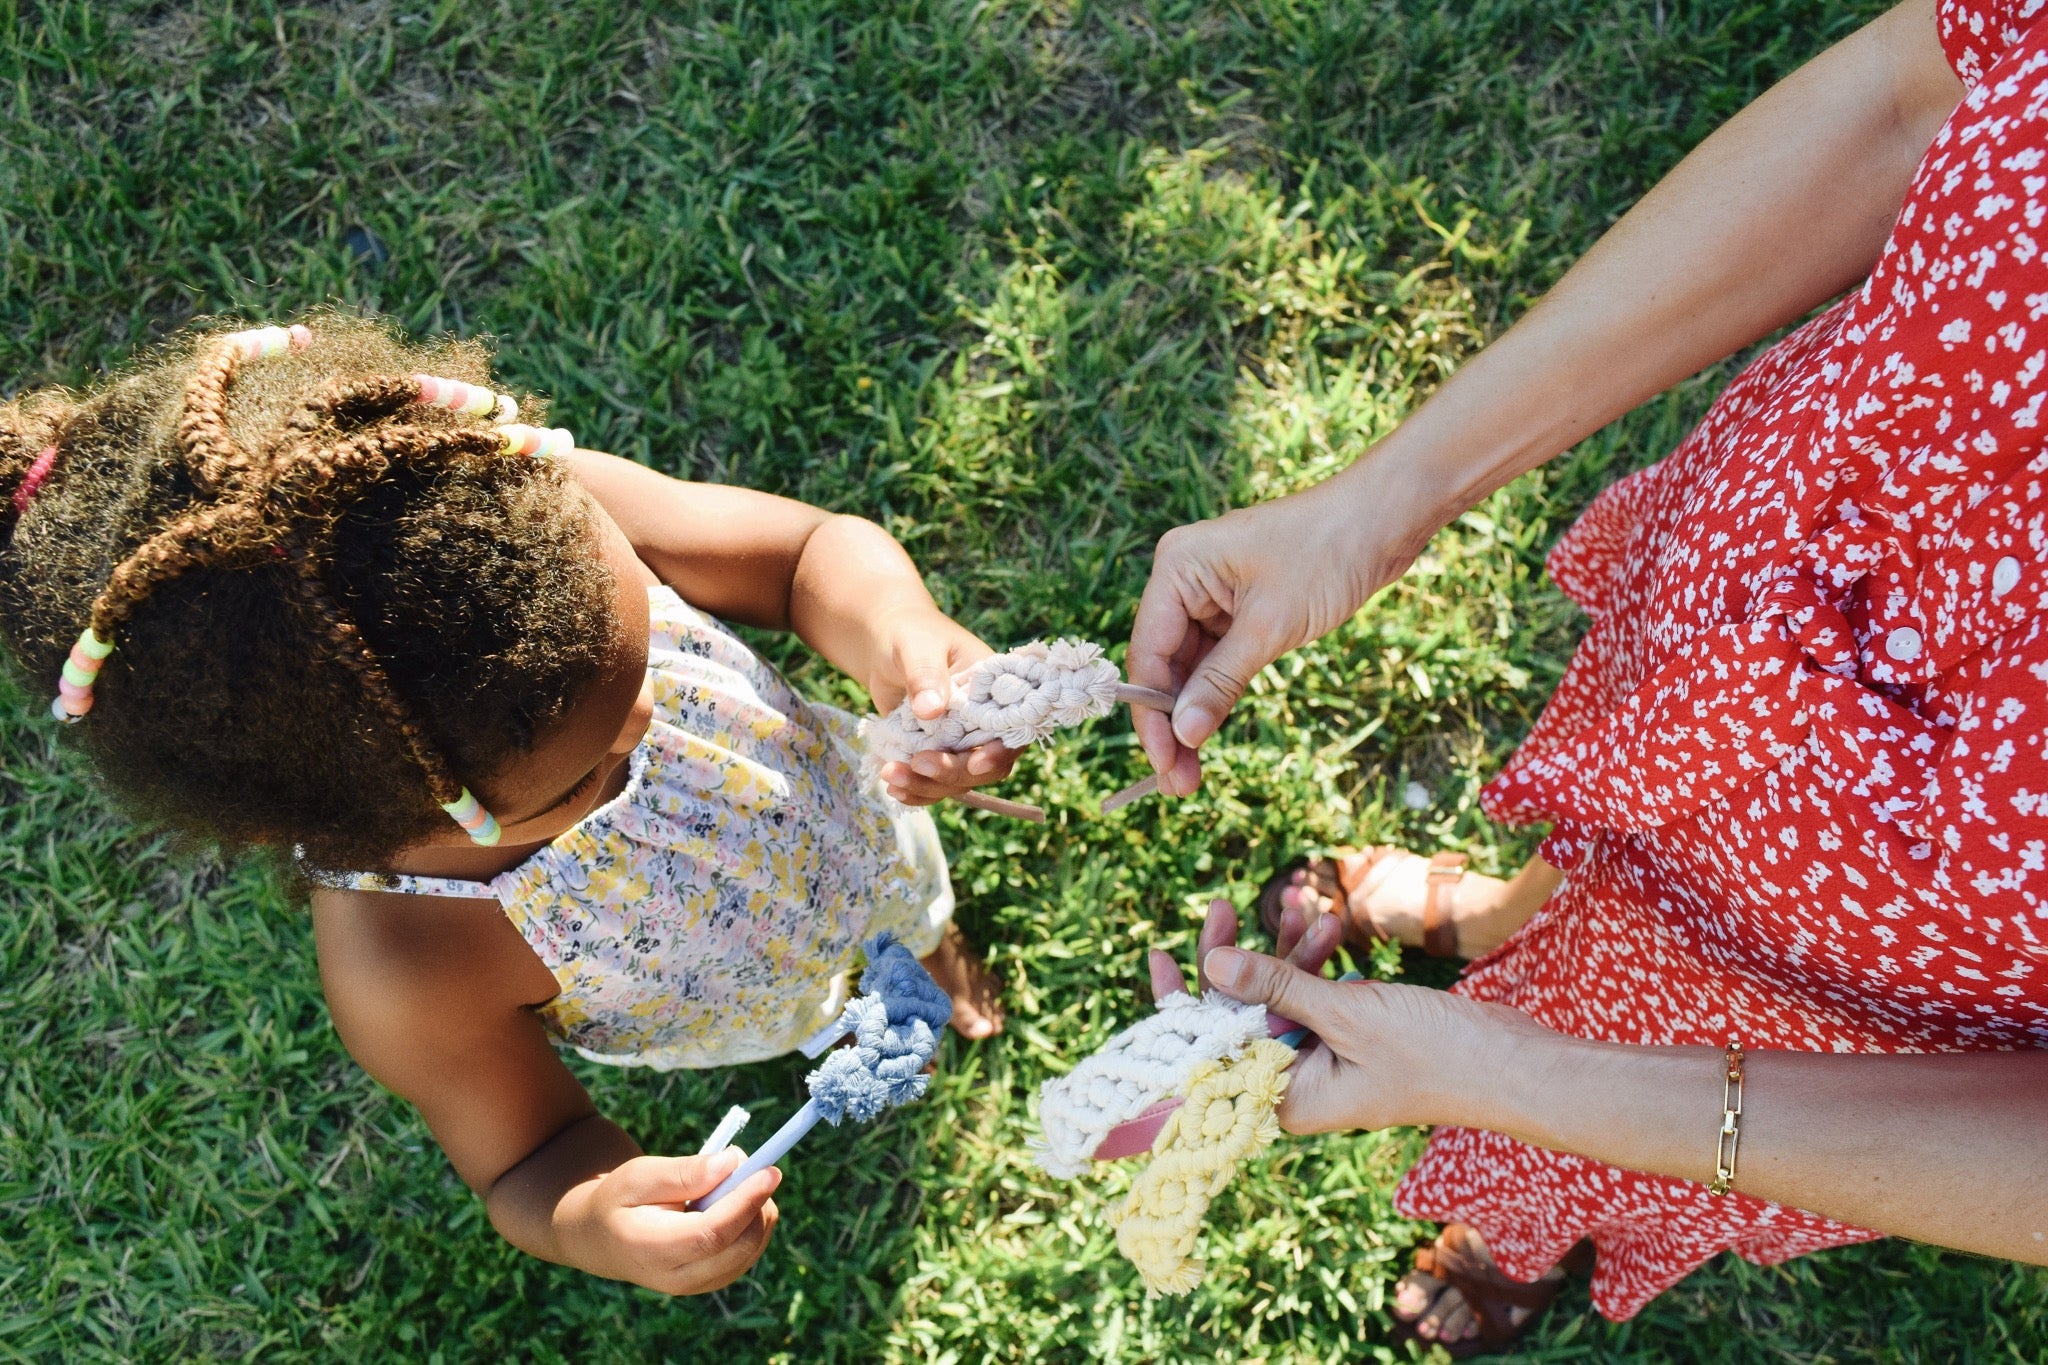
left=960, top=790, right=1047, bottom=822
left=696, top=1105, right=752, bottom=1157
left=695, top=1098, right=824, bottom=1210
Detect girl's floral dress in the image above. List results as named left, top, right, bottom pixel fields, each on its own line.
left=323, top=585, right=952, bottom=1070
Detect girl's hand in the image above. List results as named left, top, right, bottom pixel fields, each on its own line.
left=1152, top=899, right=1548, bottom=1134
left=866, top=605, right=1021, bottom=806
left=554, top=1149, right=781, bottom=1295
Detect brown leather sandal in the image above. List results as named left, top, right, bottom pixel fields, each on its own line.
left=1256, top=847, right=1468, bottom=958
left=1392, top=1223, right=1592, bottom=1359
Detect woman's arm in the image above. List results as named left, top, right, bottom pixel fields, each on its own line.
left=1190, top=907, right=2048, bottom=1263
left=564, top=451, right=1015, bottom=802
left=310, top=887, right=782, bottom=1293
left=1130, top=0, right=1966, bottom=788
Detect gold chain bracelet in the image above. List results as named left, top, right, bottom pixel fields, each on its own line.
left=1708, top=1040, right=1744, bottom=1196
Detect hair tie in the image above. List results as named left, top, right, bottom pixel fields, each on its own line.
left=13, top=446, right=59, bottom=515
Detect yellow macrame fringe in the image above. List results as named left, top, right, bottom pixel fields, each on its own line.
left=1107, top=1038, right=1293, bottom=1294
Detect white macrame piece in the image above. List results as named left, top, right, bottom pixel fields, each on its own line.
left=861, top=638, right=1122, bottom=772
left=1033, top=991, right=1270, bottom=1177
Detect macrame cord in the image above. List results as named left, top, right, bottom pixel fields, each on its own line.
left=861, top=639, right=1175, bottom=819
left=1035, top=974, right=1359, bottom=1295
left=695, top=934, right=951, bottom=1209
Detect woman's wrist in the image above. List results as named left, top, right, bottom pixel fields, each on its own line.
left=1467, top=1025, right=1729, bottom=1186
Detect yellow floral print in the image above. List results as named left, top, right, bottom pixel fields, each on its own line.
left=323, top=587, right=953, bottom=1069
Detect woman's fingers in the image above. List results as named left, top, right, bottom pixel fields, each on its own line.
left=1203, top=944, right=1351, bottom=1035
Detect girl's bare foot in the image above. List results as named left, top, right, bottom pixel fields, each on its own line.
left=1272, top=852, right=1561, bottom=960
left=921, top=923, right=1005, bottom=1039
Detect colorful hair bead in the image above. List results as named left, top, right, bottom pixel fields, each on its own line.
left=440, top=787, right=503, bottom=846
left=494, top=424, right=575, bottom=458
left=224, top=325, right=312, bottom=361
left=411, top=373, right=518, bottom=421
left=49, top=627, right=114, bottom=724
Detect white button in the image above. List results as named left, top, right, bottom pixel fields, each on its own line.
left=1994, top=556, right=2022, bottom=598
left=1886, top=627, right=1923, bottom=662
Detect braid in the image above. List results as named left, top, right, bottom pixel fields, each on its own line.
left=175, top=340, right=249, bottom=495
left=0, top=310, right=613, bottom=865
left=266, top=421, right=504, bottom=523
left=283, top=538, right=466, bottom=807
left=284, top=375, right=426, bottom=438
left=87, top=501, right=274, bottom=642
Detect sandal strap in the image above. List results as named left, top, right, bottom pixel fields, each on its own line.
left=1414, top=1224, right=1571, bottom=1347
left=1420, top=852, right=1466, bottom=958
left=1330, top=848, right=1396, bottom=945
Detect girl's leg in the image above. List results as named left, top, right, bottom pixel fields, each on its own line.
left=921, top=922, right=1005, bottom=1039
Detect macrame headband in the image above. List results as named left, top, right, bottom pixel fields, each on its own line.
left=49, top=323, right=578, bottom=848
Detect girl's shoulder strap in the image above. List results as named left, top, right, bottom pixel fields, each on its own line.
left=303, top=863, right=501, bottom=901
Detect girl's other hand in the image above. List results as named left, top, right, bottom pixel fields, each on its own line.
left=555, top=1149, right=781, bottom=1295
left=867, top=605, right=1021, bottom=806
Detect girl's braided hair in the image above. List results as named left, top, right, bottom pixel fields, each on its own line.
left=0, top=312, right=619, bottom=869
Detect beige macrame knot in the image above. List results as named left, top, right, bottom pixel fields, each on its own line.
left=862, top=638, right=1122, bottom=772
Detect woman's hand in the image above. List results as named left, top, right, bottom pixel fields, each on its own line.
left=1153, top=899, right=1548, bottom=1134
left=1129, top=472, right=1440, bottom=795
left=864, top=603, right=1021, bottom=806
left=553, top=1149, right=782, bottom=1295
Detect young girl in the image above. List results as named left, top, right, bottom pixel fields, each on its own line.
left=0, top=312, right=1019, bottom=1296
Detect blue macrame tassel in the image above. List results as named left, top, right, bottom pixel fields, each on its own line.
left=696, top=935, right=950, bottom=1209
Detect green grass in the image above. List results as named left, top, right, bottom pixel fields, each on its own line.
left=4, top=0, right=2046, bottom=1360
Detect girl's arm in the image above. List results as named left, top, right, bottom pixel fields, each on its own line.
left=1190, top=909, right=2048, bottom=1263
left=1130, top=0, right=1966, bottom=789
left=563, top=451, right=1015, bottom=803
left=310, top=887, right=781, bottom=1294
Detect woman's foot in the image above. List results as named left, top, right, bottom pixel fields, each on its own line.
left=1264, top=851, right=1561, bottom=960
left=1392, top=1223, right=1584, bottom=1354
left=921, top=923, right=1005, bottom=1040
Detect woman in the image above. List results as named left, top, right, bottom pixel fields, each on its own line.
left=1129, top=0, right=2048, bottom=1352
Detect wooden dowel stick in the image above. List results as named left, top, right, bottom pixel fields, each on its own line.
left=960, top=790, right=1048, bottom=822
left=1114, top=683, right=1177, bottom=713
left=1100, top=772, right=1160, bottom=813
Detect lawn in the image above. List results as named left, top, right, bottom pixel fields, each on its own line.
left=4, top=0, right=2046, bottom=1360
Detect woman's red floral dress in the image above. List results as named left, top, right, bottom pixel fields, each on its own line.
left=1396, top=0, right=2048, bottom=1319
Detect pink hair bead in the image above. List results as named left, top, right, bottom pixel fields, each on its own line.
left=225, top=325, right=309, bottom=361
left=495, top=424, right=573, bottom=458
left=50, top=627, right=113, bottom=723
left=411, top=373, right=518, bottom=423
